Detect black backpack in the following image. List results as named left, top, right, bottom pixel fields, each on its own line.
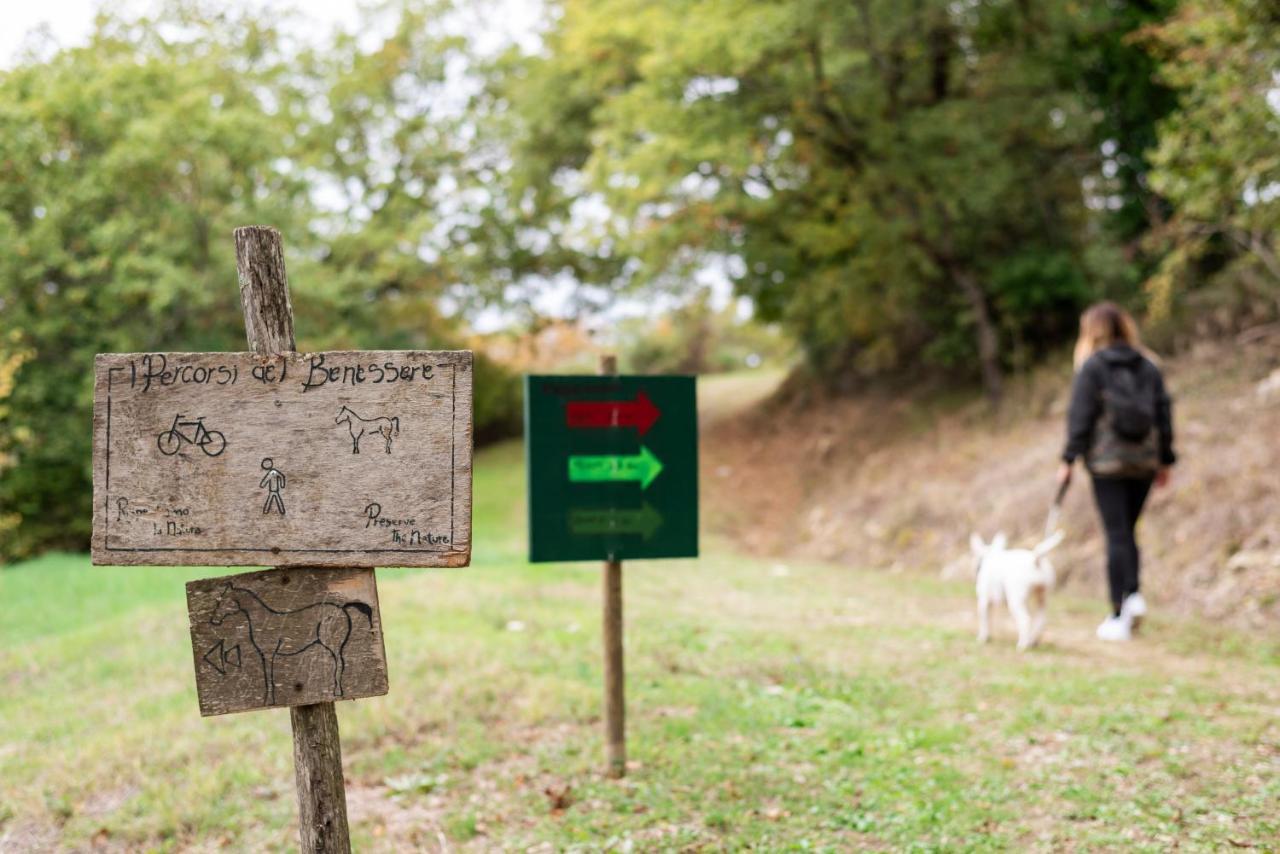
left=1101, top=361, right=1156, bottom=442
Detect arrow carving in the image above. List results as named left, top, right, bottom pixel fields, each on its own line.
left=202, top=639, right=242, bottom=676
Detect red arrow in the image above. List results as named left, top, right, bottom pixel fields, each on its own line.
left=566, top=391, right=661, bottom=436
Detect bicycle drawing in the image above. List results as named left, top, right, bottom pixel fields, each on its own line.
left=157, top=413, right=227, bottom=457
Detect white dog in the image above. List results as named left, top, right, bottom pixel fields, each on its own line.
left=971, top=530, right=1064, bottom=651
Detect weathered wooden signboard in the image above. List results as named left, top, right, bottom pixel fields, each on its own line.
left=187, top=566, right=388, bottom=716
left=91, top=350, right=473, bottom=568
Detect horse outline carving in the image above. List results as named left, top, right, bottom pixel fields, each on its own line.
left=335, top=405, right=400, bottom=454
left=209, top=582, right=375, bottom=704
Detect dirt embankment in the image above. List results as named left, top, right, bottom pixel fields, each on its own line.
left=702, top=331, right=1280, bottom=628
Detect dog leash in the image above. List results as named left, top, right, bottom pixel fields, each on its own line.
left=1044, top=479, right=1070, bottom=538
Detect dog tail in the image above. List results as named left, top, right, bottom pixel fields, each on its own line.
left=343, top=601, right=374, bottom=628
left=1033, top=529, right=1065, bottom=558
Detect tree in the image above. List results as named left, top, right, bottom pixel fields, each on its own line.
left=0, top=2, right=521, bottom=562
left=1142, top=0, right=1280, bottom=330
left=486, top=0, right=1140, bottom=400
left=1070, top=0, right=1180, bottom=248
left=617, top=290, right=791, bottom=375
left=0, top=7, right=313, bottom=558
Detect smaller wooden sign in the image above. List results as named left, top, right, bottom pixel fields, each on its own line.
left=186, top=566, right=388, bottom=716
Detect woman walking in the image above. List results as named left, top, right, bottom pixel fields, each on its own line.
left=1058, top=302, right=1175, bottom=641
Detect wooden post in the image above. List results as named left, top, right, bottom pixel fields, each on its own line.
left=235, top=225, right=352, bottom=853
left=290, top=703, right=350, bottom=853
left=599, top=353, right=626, bottom=778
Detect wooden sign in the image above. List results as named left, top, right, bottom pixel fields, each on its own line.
left=91, top=350, right=473, bottom=567
left=186, top=566, right=388, bottom=716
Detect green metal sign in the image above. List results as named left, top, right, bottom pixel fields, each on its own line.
left=525, top=375, right=698, bottom=562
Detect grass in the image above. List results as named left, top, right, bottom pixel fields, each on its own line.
left=1, top=439, right=1278, bottom=851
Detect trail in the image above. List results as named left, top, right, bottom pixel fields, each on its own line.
left=816, top=558, right=1277, bottom=699
left=702, top=340, right=1280, bottom=630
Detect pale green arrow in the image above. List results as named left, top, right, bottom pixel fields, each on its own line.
left=569, top=503, right=664, bottom=539
left=567, top=445, right=665, bottom=490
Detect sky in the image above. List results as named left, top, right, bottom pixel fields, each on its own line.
left=1, top=0, right=543, bottom=68
left=2, top=1, right=349, bottom=65
left=3, top=0, right=106, bottom=66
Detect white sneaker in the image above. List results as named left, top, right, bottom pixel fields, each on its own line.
left=1096, top=615, right=1132, bottom=642
left=1121, top=593, right=1147, bottom=631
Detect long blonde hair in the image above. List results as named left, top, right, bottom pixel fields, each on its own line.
left=1073, top=302, right=1145, bottom=370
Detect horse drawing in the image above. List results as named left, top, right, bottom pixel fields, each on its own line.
left=210, top=582, right=374, bottom=704
left=335, top=405, right=400, bottom=454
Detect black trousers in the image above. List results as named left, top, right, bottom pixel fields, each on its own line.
left=1090, top=476, right=1154, bottom=616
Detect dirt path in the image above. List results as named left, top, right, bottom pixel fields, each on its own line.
left=702, top=338, right=1280, bottom=631
left=877, top=566, right=1278, bottom=699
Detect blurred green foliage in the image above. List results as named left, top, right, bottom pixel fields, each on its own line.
left=0, top=4, right=518, bottom=561
left=1, top=0, right=1276, bottom=561
left=1142, top=0, right=1280, bottom=338
left=483, top=0, right=1274, bottom=394
left=616, top=292, right=792, bottom=375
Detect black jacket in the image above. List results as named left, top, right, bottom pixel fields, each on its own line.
left=1063, top=344, right=1175, bottom=467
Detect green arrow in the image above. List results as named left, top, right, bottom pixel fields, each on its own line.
left=567, top=445, right=665, bottom=490
left=569, top=503, right=664, bottom=539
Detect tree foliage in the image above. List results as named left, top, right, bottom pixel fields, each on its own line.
left=2, top=0, right=1275, bottom=562
left=0, top=3, right=519, bottom=561
left=1070, top=0, right=1180, bottom=247
left=488, top=0, right=1155, bottom=398
left=617, top=292, right=791, bottom=375
left=1142, top=0, right=1280, bottom=332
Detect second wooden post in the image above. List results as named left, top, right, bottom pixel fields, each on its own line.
left=524, top=357, right=696, bottom=779
left=599, top=353, right=627, bottom=778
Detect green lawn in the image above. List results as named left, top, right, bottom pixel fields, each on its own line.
left=1, top=440, right=1277, bottom=851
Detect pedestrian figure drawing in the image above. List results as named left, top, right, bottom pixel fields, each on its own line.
left=335, top=405, right=400, bottom=454
left=208, top=582, right=374, bottom=703
left=260, top=458, right=286, bottom=515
